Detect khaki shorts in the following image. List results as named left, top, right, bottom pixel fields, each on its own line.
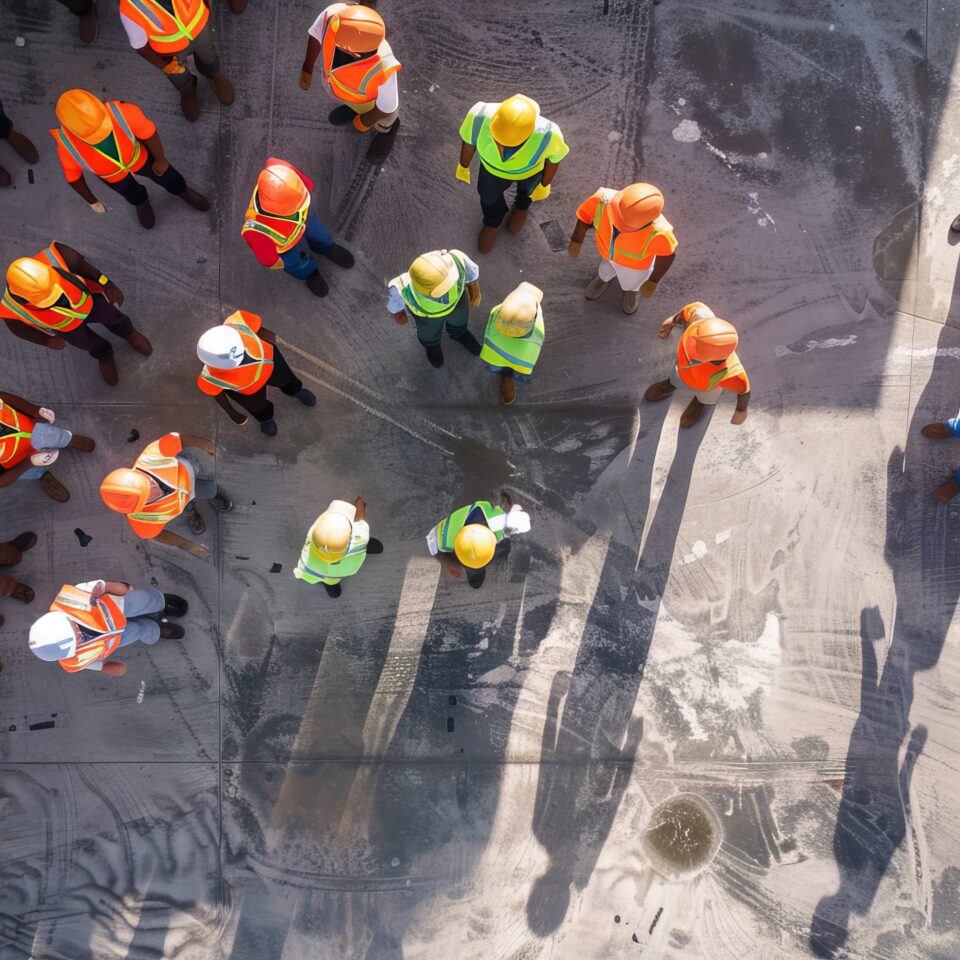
left=351, top=99, right=398, bottom=133
left=669, top=364, right=722, bottom=405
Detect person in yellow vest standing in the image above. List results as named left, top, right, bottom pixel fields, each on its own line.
left=426, top=491, right=531, bottom=589
left=457, top=94, right=569, bottom=253
left=196, top=309, right=316, bottom=437
left=118, top=0, right=235, bottom=122
left=28, top=579, right=189, bottom=678
left=99, top=432, right=232, bottom=559
left=479, top=281, right=545, bottom=406
left=645, top=302, right=751, bottom=428
left=388, top=249, right=482, bottom=368
left=1, top=240, right=152, bottom=385
left=300, top=4, right=401, bottom=164
left=294, top=497, right=383, bottom=598
left=241, top=158, right=354, bottom=298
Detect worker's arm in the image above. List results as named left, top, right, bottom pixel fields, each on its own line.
left=658, top=308, right=686, bottom=339
left=539, top=159, right=560, bottom=188
left=135, top=44, right=177, bottom=71
left=0, top=461, right=33, bottom=487
left=67, top=174, right=101, bottom=206
left=57, top=243, right=124, bottom=305
left=214, top=392, right=249, bottom=425
left=179, top=433, right=215, bottom=455
left=457, top=142, right=477, bottom=183
left=567, top=217, right=590, bottom=257
left=731, top=391, right=750, bottom=425
left=354, top=497, right=366, bottom=522
left=301, top=35, right=321, bottom=81
left=3, top=319, right=64, bottom=350
left=142, top=130, right=169, bottom=175
left=258, top=326, right=276, bottom=344
left=0, top=391, right=41, bottom=419
left=649, top=253, right=676, bottom=284
left=154, top=529, right=209, bottom=559
left=101, top=581, right=134, bottom=597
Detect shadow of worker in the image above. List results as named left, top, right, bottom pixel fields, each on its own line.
left=526, top=400, right=711, bottom=936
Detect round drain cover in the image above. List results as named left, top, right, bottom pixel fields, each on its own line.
left=643, top=793, right=722, bottom=877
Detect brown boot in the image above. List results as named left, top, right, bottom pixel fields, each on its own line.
left=68, top=435, right=95, bottom=452
left=180, top=76, right=200, bottom=122
left=644, top=378, right=675, bottom=402
left=585, top=276, right=610, bottom=300
left=207, top=72, right=235, bottom=106
left=680, top=397, right=706, bottom=428
left=921, top=422, right=953, bottom=439
left=11, top=581, right=34, bottom=603
left=506, top=207, right=528, bottom=234
left=0, top=532, right=37, bottom=564
left=125, top=329, right=153, bottom=355
left=228, top=0, right=247, bottom=11
left=40, top=472, right=70, bottom=502
left=622, top=289, right=642, bottom=315
left=98, top=356, right=119, bottom=385
left=478, top=224, right=499, bottom=254
left=499, top=372, right=517, bottom=405
left=78, top=1, right=98, bottom=43
left=181, top=187, right=211, bottom=211
left=136, top=200, right=156, bottom=229
left=0, top=166, right=10, bottom=187
left=934, top=479, right=960, bottom=502
left=7, top=128, right=39, bottom=164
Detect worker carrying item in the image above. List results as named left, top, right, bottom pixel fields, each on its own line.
left=569, top=182, right=678, bottom=315
left=99, top=432, right=232, bottom=559
left=426, top=490, right=530, bottom=589
left=118, top=0, right=235, bottom=122
left=28, top=579, right=188, bottom=677
left=0, top=531, right=39, bottom=624
left=294, top=496, right=384, bottom=597
left=242, top=157, right=354, bottom=298
left=0, top=100, right=39, bottom=188
left=644, top=301, right=751, bottom=428
left=0, top=391, right=95, bottom=502
left=1, top=240, right=152, bottom=385
left=196, top=309, right=316, bottom=437
left=458, top=94, right=569, bottom=253
left=388, top=249, right=482, bottom=368
left=479, top=281, right=544, bottom=406
left=300, top=3, right=401, bottom=164
left=51, top=88, right=210, bottom=230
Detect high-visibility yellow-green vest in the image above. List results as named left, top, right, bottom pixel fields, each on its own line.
left=294, top=524, right=370, bottom=585
left=388, top=253, right=467, bottom=319
left=479, top=305, right=545, bottom=376
left=436, top=501, right=505, bottom=553
left=459, top=102, right=569, bottom=180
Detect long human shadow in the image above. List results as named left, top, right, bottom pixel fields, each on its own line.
left=526, top=401, right=711, bottom=935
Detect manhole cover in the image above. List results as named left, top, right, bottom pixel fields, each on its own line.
left=642, top=793, right=722, bottom=877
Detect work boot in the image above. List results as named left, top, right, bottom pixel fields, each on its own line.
left=295, top=388, right=316, bottom=406
left=324, top=582, right=342, bottom=598
left=934, top=479, right=960, bottom=502
left=163, top=593, right=188, bottom=617
left=180, top=77, right=200, bottom=123
left=125, top=329, right=153, bottom=355
left=210, top=491, right=233, bottom=512
left=136, top=200, right=156, bottom=229
left=78, top=1, right=98, bottom=43
left=11, top=582, right=34, bottom=603
left=159, top=622, right=185, bottom=639
left=329, top=104, right=356, bottom=126
left=366, top=118, right=400, bottom=165
left=98, top=356, right=119, bottom=386
left=68, top=434, right=95, bottom=452
left=585, top=276, right=610, bottom=300
left=181, top=187, right=210, bottom=211
left=622, top=289, right=642, bottom=315
left=40, top=471, right=70, bottom=502
left=228, top=0, right=247, bottom=10
left=305, top=270, right=329, bottom=297
left=478, top=224, right=499, bottom=254
left=952, top=215, right=960, bottom=235
left=644, top=378, right=675, bottom=402
left=921, top=422, right=953, bottom=439
left=7, top=128, right=39, bottom=164
left=8, top=532, right=38, bottom=554
left=452, top=330, right=482, bottom=355
left=500, top=373, right=517, bottom=405
left=0, top=166, right=9, bottom=188
left=506, top=206, right=528, bottom=234
left=319, top=243, right=354, bottom=268
left=207, top=72, right=235, bottom=106
left=366, top=537, right=384, bottom=555
left=425, top=344, right=444, bottom=368
left=185, top=501, right=206, bottom=535
left=260, top=419, right=278, bottom=437
left=679, top=397, right=706, bottom=428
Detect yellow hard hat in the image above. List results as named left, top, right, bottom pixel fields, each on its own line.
left=6, top=257, right=62, bottom=308
left=495, top=281, right=542, bottom=337
left=311, top=511, right=353, bottom=562
left=489, top=94, right=539, bottom=147
left=409, top=250, right=459, bottom=298
left=454, top=523, right=497, bottom=569
left=56, top=88, right=112, bottom=141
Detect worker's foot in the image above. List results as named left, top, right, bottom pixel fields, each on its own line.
left=260, top=419, right=278, bottom=437
left=40, top=472, right=70, bottom=502
left=644, top=378, right=675, bottom=402
left=228, top=0, right=247, bottom=10
left=8, top=532, right=38, bottom=554
left=585, top=276, right=610, bottom=300
left=11, top=582, right=34, bottom=603
left=365, top=119, right=399, bottom=165
left=98, top=356, right=119, bottom=386
left=78, top=1, right=98, bottom=43
left=136, top=200, right=156, bottom=229
left=163, top=594, right=188, bottom=617
left=679, top=397, right=706, bottom=428
left=478, top=224, right=499, bottom=254
left=181, top=77, right=201, bottom=122
left=425, top=344, right=444, bottom=368
left=500, top=373, right=517, bottom=405
left=366, top=537, right=384, bottom=555
left=7, top=128, right=39, bottom=164
left=125, top=329, right=153, bottom=355
left=207, top=72, right=235, bottom=106
left=43, top=336, right=66, bottom=350
left=951, top=215, right=960, bottom=234
left=934, top=479, right=960, bottom=502
left=305, top=270, right=329, bottom=297
left=453, top=330, right=482, bottom=355
left=181, top=187, right=210, bottom=211
left=159, top=622, right=185, bottom=639
left=185, top=502, right=206, bottom=535
left=506, top=206, right=528, bottom=234
left=68, top=434, right=95, bottom=452
left=0, top=166, right=10, bottom=188
left=323, top=582, right=342, bottom=598
left=101, top=661, right=127, bottom=677
left=319, top=243, right=354, bottom=268
left=921, top=422, right=953, bottom=439
left=622, top=289, right=642, bottom=315
left=210, top=491, right=233, bottom=512
left=328, top=104, right=356, bottom=126
left=295, top=388, right=316, bottom=406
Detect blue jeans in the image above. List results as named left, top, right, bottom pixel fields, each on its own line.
left=485, top=363, right=532, bottom=382
left=279, top=210, right=334, bottom=280
left=17, top=423, right=73, bottom=481
left=116, top=586, right=166, bottom=647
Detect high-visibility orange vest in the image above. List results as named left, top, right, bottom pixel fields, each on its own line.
left=0, top=400, right=36, bottom=469
left=197, top=310, right=275, bottom=396
left=587, top=189, right=677, bottom=270
left=119, top=0, right=210, bottom=54
left=50, top=102, right=146, bottom=184
left=241, top=184, right=310, bottom=255
left=676, top=303, right=748, bottom=393
left=52, top=584, right=127, bottom=674
left=319, top=16, right=401, bottom=105
left=126, top=434, right=194, bottom=539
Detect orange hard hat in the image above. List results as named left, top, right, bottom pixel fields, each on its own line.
left=99, top=468, right=152, bottom=515
left=609, top=183, right=664, bottom=231
left=6, top=258, right=60, bottom=307
left=56, top=88, right=111, bottom=141
left=684, top=317, right=739, bottom=362
left=333, top=5, right=385, bottom=53
left=255, top=162, right=309, bottom=216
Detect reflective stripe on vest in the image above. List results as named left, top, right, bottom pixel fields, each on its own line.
left=295, top=536, right=368, bottom=583
left=472, top=109, right=556, bottom=179
left=241, top=186, right=309, bottom=254
left=677, top=338, right=746, bottom=392
left=123, top=0, right=208, bottom=50
left=593, top=193, right=672, bottom=264
left=436, top=501, right=504, bottom=552
left=0, top=402, right=34, bottom=467
left=199, top=318, right=273, bottom=394
left=389, top=255, right=466, bottom=318
left=52, top=585, right=126, bottom=672
left=479, top=308, right=545, bottom=376
left=0, top=268, right=91, bottom=332
left=126, top=449, right=193, bottom=529
left=320, top=15, right=393, bottom=103
left=54, top=103, right=142, bottom=182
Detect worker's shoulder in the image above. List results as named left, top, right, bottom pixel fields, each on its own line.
left=196, top=372, right=222, bottom=395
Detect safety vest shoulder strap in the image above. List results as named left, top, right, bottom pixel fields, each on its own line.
left=592, top=189, right=617, bottom=229
left=106, top=102, right=136, bottom=144
left=1, top=289, right=41, bottom=326
left=52, top=128, right=90, bottom=173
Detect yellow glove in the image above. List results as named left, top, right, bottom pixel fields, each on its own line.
left=455, top=163, right=471, bottom=184
left=299, top=69, right=312, bottom=91
left=468, top=283, right=481, bottom=307
left=640, top=280, right=659, bottom=298
left=269, top=259, right=285, bottom=270
left=530, top=182, right=551, bottom=201
left=162, top=57, right=186, bottom=75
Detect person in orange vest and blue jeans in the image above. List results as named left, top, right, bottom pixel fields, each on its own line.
left=99, top=432, right=232, bottom=559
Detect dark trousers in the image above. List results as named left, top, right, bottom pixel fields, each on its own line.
left=102, top=147, right=187, bottom=207
left=477, top=166, right=543, bottom=227
left=227, top=348, right=302, bottom=422
left=0, top=101, right=11, bottom=139
left=60, top=294, right=134, bottom=360
left=55, top=0, right=94, bottom=13
left=465, top=537, right=511, bottom=589
left=414, top=292, right=470, bottom=347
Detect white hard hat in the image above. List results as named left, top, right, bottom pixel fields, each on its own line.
left=29, top=612, right=77, bottom=662
left=197, top=326, right=245, bottom=368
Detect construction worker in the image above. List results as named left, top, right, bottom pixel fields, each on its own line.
left=51, top=88, right=210, bottom=230
left=569, top=182, right=678, bottom=315
left=241, top=158, right=354, bottom=298
left=118, top=0, right=235, bottom=122
left=0, top=101, right=39, bottom=187
left=300, top=4, right=401, bottom=164
left=426, top=491, right=531, bottom=589
left=645, top=302, right=751, bottom=428
left=457, top=94, right=569, bottom=253
left=919, top=410, right=960, bottom=501
left=388, top=249, right=482, bottom=368
left=479, top=281, right=545, bottom=405
left=1, top=241, right=152, bottom=385
left=55, top=0, right=99, bottom=42
left=28, top=579, right=188, bottom=677
left=197, top=309, right=316, bottom=437
left=99, top=432, right=232, bottom=559
left=0, top=391, right=95, bottom=502
left=294, top=497, right=383, bottom=597
left=0, top=532, right=38, bottom=624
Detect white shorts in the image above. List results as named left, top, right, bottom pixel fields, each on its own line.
left=598, top=258, right=654, bottom=291
left=669, top=364, right=722, bottom=405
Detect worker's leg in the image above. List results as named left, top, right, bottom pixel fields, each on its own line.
left=0, top=532, right=36, bottom=567
left=304, top=209, right=334, bottom=255
left=116, top=586, right=165, bottom=647
left=476, top=166, right=511, bottom=227
left=465, top=566, right=486, bottom=590
left=0, top=574, right=29, bottom=598
left=444, top=295, right=481, bottom=354
left=351, top=99, right=398, bottom=134
left=229, top=388, right=275, bottom=423
left=84, top=293, right=134, bottom=338
left=609, top=260, right=653, bottom=291
left=268, top=347, right=304, bottom=397
left=513, top=171, right=543, bottom=212
left=101, top=172, right=150, bottom=207
left=137, top=148, right=188, bottom=196
left=187, top=21, right=234, bottom=105
left=59, top=321, right=114, bottom=360
left=413, top=313, right=446, bottom=367
left=279, top=244, right=321, bottom=279
left=0, top=101, right=12, bottom=139
left=54, top=0, right=92, bottom=13
left=29, top=423, right=74, bottom=452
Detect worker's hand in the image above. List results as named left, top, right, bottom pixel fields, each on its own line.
left=352, top=114, right=370, bottom=133
left=530, top=182, right=551, bottom=202
left=101, top=661, right=128, bottom=678
left=152, top=156, right=170, bottom=176
left=299, top=69, right=313, bottom=91
left=567, top=239, right=582, bottom=259
left=468, top=284, right=481, bottom=307
left=500, top=488, right=515, bottom=508
left=393, top=311, right=408, bottom=325
left=162, top=57, right=186, bottom=75
left=731, top=408, right=748, bottom=426
left=193, top=437, right=216, bottom=454
left=269, top=259, right=285, bottom=270
left=455, top=163, right=471, bottom=185
left=640, top=279, right=658, bottom=298
left=658, top=316, right=675, bottom=339
left=259, top=326, right=277, bottom=344
left=88, top=581, right=106, bottom=599
left=30, top=450, right=58, bottom=467
left=90, top=201, right=106, bottom=214
left=38, top=407, right=55, bottom=423
left=103, top=281, right=124, bottom=306
left=354, top=496, right=366, bottom=512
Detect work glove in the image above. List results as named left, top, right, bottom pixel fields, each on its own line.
left=455, top=163, right=471, bottom=185
left=504, top=505, right=531, bottom=535
left=352, top=114, right=370, bottom=133
left=468, top=283, right=481, bottom=307
left=269, top=259, right=285, bottom=270
left=530, top=182, right=551, bottom=201
left=640, top=279, right=659, bottom=298
left=299, top=69, right=312, bottom=91
left=90, top=201, right=106, bottom=214
left=567, top=239, right=582, bottom=258
left=162, top=57, right=186, bottom=75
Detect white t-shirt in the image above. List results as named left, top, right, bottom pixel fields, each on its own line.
left=120, top=12, right=150, bottom=49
